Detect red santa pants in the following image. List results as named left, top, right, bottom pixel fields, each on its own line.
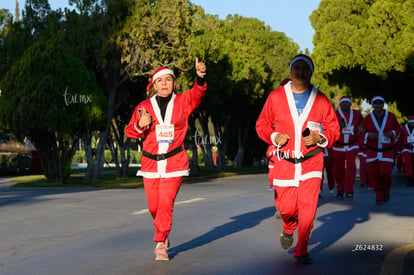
left=402, top=152, right=414, bottom=179
left=366, top=161, right=393, bottom=202
left=274, top=178, right=320, bottom=259
left=333, top=149, right=358, bottom=194
left=143, top=177, right=182, bottom=242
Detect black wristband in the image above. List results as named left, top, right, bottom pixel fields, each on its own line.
left=318, top=135, right=326, bottom=144
left=137, top=122, right=144, bottom=130
left=196, top=76, right=206, bottom=86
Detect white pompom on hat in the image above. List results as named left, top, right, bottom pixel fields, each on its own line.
left=146, top=67, right=175, bottom=91
left=289, top=54, right=314, bottom=75
left=339, top=96, right=352, bottom=104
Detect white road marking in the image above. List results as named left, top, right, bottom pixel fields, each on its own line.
left=131, top=197, right=205, bottom=215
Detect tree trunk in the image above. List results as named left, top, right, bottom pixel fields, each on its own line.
left=233, top=118, right=251, bottom=168
left=188, top=114, right=199, bottom=172
left=31, top=130, right=76, bottom=183
left=213, top=125, right=226, bottom=169
left=90, top=73, right=122, bottom=179
left=197, top=113, right=214, bottom=170
left=83, top=132, right=94, bottom=179
left=108, top=119, right=130, bottom=178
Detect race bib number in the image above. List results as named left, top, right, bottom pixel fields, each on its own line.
left=342, top=126, right=354, bottom=135
left=407, top=136, right=414, bottom=144
left=306, top=121, right=321, bottom=134
left=380, top=135, right=391, bottom=145
left=156, top=124, right=174, bottom=143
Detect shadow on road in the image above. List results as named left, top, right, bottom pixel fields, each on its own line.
left=0, top=188, right=97, bottom=207
left=168, top=206, right=275, bottom=259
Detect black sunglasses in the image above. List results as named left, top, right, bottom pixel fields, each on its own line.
left=372, top=100, right=384, bottom=104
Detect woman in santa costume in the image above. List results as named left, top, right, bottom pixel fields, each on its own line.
left=397, top=115, right=414, bottom=185
left=256, top=54, right=339, bottom=264
left=332, top=96, right=363, bottom=199
left=361, top=96, right=401, bottom=204
left=125, top=58, right=207, bottom=261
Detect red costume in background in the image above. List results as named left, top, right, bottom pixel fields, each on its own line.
left=361, top=107, right=400, bottom=203
left=332, top=102, right=363, bottom=197
left=397, top=117, right=414, bottom=182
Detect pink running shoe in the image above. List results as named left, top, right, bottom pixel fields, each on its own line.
left=154, top=243, right=169, bottom=261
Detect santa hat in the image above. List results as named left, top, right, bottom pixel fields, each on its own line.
left=289, top=54, right=314, bottom=75
left=279, top=78, right=291, bottom=87
left=339, top=96, right=352, bottom=104
left=371, top=95, right=385, bottom=104
left=408, top=116, right=414, bottom=123
left=146, top=67, right=175, bottom=91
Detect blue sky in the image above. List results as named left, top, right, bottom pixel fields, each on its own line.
left=3, top=0, right=320, bottom=51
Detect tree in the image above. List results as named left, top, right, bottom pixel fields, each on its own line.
left=118, top=0, right=197, bottom=77
left=62, top=0, right=134, bottom=179
left=0, top=36, right=106, bottom=183
left=188, top=14, right=298, bottom=167
left=310, top=0, right=414, bottom=116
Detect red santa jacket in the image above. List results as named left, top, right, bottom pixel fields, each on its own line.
left=125, top=80, right=207, bottom=178
left=397, top=123, right=414, bottom=154
left=332, top=109, right=363, bottom=152
left=361, top=110, right=400, bottom=163
left=256, top=83, right=340, bottom=187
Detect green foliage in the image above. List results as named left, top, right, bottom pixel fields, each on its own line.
left=311, top=0, right=414, bottom=116
left=0, top=35, right=107, bottom=183
left=73, top=150, right=86, bottom=163
left=118, top=0, right=197, bottom=77
left=182, top=10, right=299, bottom=165
left=0, top=36, right=106, bottom=138
left=72, top=150, right=142, bottom=164
left=386, top=101, right=407, bottom=124
left=42, top=157, right=72, bottom=182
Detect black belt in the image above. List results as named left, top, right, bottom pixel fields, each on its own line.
left=143, top=146, right=183, bottom=161
left=335, top=137, right=358, bottom=146
left=366, top=145, right=394, bottom=152
left=275, top=147, right=322, bottom=164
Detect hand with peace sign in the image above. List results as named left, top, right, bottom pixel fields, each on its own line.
left=195, top=57, right=206, bottom=78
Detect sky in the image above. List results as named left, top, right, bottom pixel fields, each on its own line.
left=2, top=0, right=320, bottom=52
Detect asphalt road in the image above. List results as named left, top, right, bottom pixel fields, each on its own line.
left=0, top=171, right=413, bottom=275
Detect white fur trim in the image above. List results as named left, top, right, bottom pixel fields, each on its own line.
left=290, top=56, right=314, bottom=74
left=151, top=69, right=175, bottom=84
left=136, top=169, right=190, bottom=178
left=339, top=97, right=352, bottom=104
left=371, top=96, right=385, bottom=103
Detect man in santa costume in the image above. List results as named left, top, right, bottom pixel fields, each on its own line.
left=125, top=58, right=207, bottom=261
left=397, top=115, right=414, bottom=185
left=256, top=54, right=339, bottom=264
left=361, top=96, right=401, bottom=204
left=332, top=96, right=363, bottom=199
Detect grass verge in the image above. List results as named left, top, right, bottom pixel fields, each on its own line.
left=9, top=165, right=267, bottom=189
